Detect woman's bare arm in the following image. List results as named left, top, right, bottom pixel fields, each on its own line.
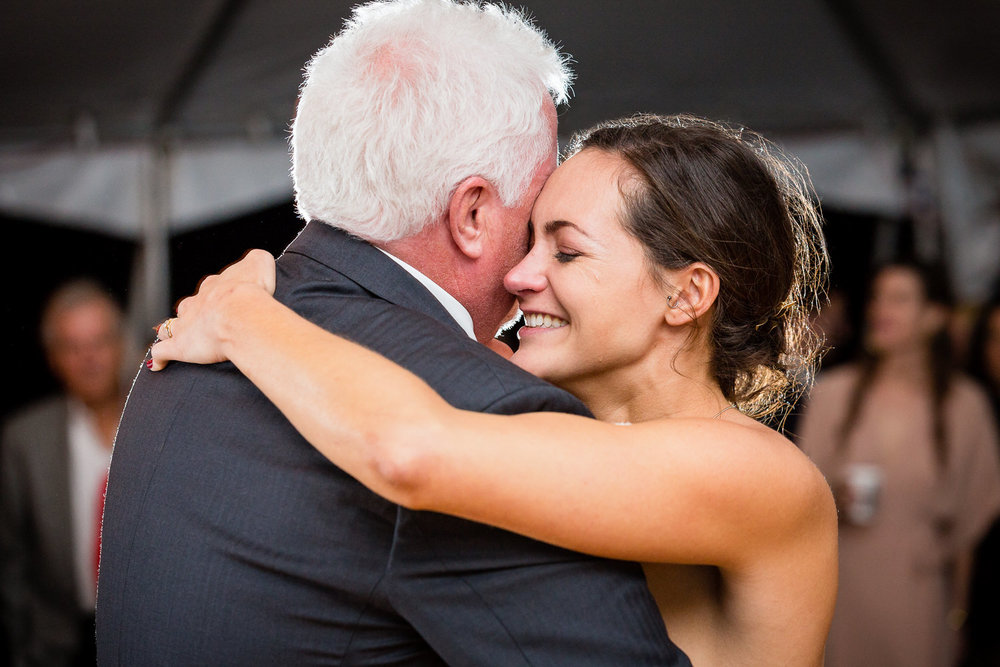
left=151, top=251, right=836, bottom=571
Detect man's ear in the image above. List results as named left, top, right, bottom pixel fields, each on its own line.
left=448, top=175, right=498, bottom=260
left=664, top=263, right=720, bottom=326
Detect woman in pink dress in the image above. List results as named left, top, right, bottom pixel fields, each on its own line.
left=797, top=260, right=1000, bottom=667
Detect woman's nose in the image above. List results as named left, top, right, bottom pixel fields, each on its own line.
left=504, top=250, right=548, bottom=295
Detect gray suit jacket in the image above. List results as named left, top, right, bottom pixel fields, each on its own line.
left=1, top=396, right=91, bottom=665
left=96, top=222, right=689, bottom=666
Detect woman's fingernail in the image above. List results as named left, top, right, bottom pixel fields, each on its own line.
left=146, top=359, right=153, bottom=369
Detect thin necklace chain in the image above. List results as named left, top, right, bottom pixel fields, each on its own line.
left=615, top=403, right=738, bottom=426
left=713, top=403, right=738, bottom=419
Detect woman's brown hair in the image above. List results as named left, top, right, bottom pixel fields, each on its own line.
left=567, top=113, right=829, bottom=424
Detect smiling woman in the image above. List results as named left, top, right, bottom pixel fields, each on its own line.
left=149, top=113, right=837, bottom=666
left=508, top=115, right=826, bottom=424
left=506, top=148, right=675, bottom=406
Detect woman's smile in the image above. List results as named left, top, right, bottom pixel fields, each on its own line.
left=520, top=311, right=569, bottom=332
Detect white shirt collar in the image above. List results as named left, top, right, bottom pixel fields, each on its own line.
left=376, top=248, right=476, bottom=340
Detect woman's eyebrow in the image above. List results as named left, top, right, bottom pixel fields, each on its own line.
left=543, top=219, right=591, bottom=238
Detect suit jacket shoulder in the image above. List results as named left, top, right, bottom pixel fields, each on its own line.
left=276, top=223, right=685, bottom=666
left=98, top=221, right=685, bottom=667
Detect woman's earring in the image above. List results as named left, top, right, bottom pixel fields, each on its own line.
left=667, top=295, right=679, bottom=309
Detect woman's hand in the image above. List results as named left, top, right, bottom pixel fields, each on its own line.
left=149, top=249, right=277, bottom=371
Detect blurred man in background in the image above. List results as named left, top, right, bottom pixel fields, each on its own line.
left=1, top=279, right=129, bottom=666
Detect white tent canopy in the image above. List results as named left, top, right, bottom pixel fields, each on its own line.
left=2, top=0, right=999, bottom=326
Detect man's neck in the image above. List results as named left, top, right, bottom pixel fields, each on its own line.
left=379, top=226, right=504, bottom=344
left=377, top=222, right=456, bottom=292
left=377, top=247, right=476, bottom=340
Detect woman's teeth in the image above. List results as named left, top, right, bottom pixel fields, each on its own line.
left=523, top=313, right=568, bottom=328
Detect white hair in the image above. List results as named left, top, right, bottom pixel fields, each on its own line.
left=291, top=0, right=573, bottom=241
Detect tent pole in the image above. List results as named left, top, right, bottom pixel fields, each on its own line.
left=126, top=0, right=249, bottom=341
left=130, top=138, right=172, bottom=337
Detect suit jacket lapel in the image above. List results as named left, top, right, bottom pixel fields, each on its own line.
left=281, top=221, right=468, bottom=338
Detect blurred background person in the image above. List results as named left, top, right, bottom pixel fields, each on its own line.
left=960, top=289, right=1000, bottom=667
left=797, top=258, right=1000, bottom=667
left=1, top=279, right=131, bottom=666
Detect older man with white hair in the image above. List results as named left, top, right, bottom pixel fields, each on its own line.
left=96, top=1, right=687, bottom=664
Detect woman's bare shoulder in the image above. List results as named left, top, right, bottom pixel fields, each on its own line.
left=744, top=418, right=835, bottom=512
left=637, top=416, right=837, bottom=666
left=637, top=412, right=828, bottom=484
left=637, top=415, right=836, bottom=551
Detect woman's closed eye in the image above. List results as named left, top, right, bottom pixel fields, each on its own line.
left=554, top=250, right=581, bottom=263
